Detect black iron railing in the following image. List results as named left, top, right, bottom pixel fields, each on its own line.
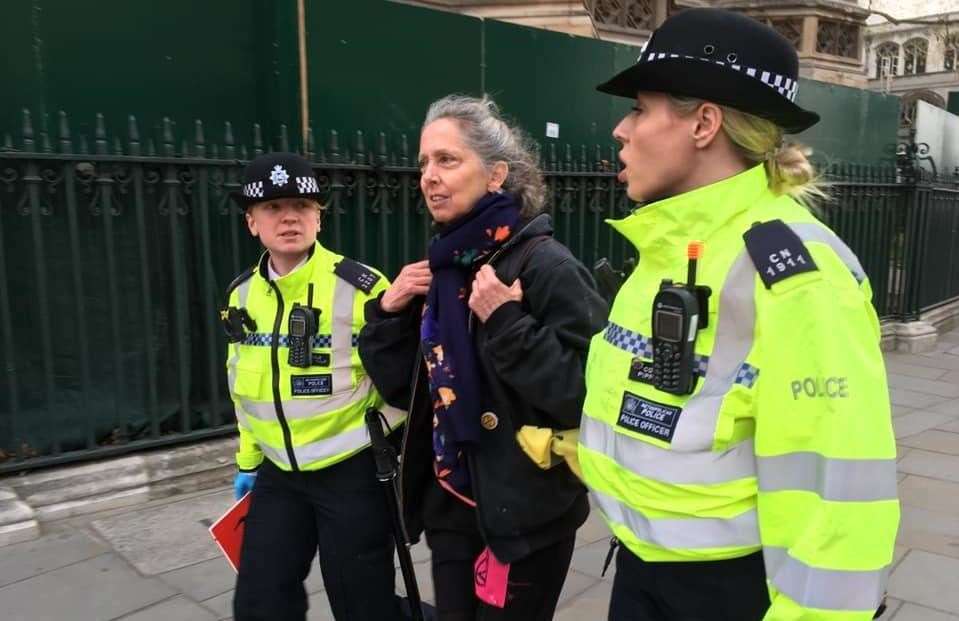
left=1, top=110, right=957, bottom=472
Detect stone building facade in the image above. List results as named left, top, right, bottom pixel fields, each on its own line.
left=858, top=0, right=958, bottom=127
left=394, top=0, right=874, bottom=87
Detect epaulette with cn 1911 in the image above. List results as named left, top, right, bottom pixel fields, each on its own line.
left=743, top=219, right=819, bottom=289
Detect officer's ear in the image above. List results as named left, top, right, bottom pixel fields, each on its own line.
left=245, top=207, right=258, bottom=237
left=690, top=102, right=725, bottom=150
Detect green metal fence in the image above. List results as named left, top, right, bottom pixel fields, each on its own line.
left=820, top=160, right=959, bottom=321
left=1, top=111, right=957, bottom=473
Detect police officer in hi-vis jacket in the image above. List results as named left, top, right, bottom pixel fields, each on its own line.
left=577, top=9, right=899, bottom=620
left=223, top=152, right=406, bottom=621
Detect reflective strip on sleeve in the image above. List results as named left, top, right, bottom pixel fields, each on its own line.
left=757, top=453, right=899, bottom=502
left=580, top=415, right=756, bottom=485
left=331, top=276, right=357, bottom=391
left=592, top=489, right=760, bottom=550
left=788, top=223, right=867, bottom=284
left=764, top=546, right=889, bottom=611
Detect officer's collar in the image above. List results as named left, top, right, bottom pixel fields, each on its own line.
left=256, top=242, right=333, bottom=293
left=608, top=164, right=769, bottom=267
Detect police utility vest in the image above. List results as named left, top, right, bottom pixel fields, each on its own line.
left=578, top=165, right=899, bottom=619
left=225, top=242, right=405, bottom=472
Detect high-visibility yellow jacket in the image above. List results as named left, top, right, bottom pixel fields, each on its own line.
left=578, top=164, right=899, bottom=619
left=226, top=242, right=405, bottom=472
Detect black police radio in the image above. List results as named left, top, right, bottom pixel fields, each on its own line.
left=650, top=242, right=710, bottom=396
left=288, top=283, right=322, bottom=368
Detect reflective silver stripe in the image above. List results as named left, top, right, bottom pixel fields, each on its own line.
left=674, top=250, right=756, bottom=450
left=227, top=278, right=255, bottom=396
left=592, top=489, right=760, bottom=549
left=257, top=404, right=406, bottom=468
left=788, top=222, right=867, bottom=284
left=331, top=276, right=356, bottom=392
left=764, top=546, right=888, bottom=611
left=378, top=404, right=408, bottom=430
left=580, top=415, right=756, bottom=485
left=234, top=406, right=253, bottom=430
left=241, top=375, right=378, bottom=421
left=757, top=453, right=898, bottom=502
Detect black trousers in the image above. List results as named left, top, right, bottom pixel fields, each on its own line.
left=233, top=449, right=403, bottom=621
left=425, top=528, right=576, bottom=621
left=608, top=546, right=770, bottom=621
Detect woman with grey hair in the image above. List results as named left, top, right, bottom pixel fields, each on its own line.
left=359, top=95, right=607, bottom=620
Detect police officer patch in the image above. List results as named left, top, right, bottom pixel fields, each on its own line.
left=743, top=219, right=818, bottom=289
left=616, top=391, right=681, bottom=443
left=291, top=374, right=332, bottom=396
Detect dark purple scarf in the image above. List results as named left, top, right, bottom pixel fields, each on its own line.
left=421, top=191, right=521, bottom=500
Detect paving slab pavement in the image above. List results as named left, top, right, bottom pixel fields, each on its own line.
left=0, top=327, right=957, bottom=620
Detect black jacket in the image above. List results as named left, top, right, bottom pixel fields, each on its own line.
left=358, top=214, right=608, bottom=563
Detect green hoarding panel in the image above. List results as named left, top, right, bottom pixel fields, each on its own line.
left=0, top=0, right=297, bottom=150
left=306, top=0, right=482, bottom=142
left=484, top=19, right=638, bottom=148
left=793, top=79, right=901, bottom=165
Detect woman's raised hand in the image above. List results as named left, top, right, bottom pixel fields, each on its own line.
left=380, top=260, right=432, bottom=313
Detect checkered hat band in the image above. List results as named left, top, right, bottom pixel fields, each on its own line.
left=639, top=51, right=799, bottom=103
left=296, top=176, right=320, bottom=194
left=243, top=181, right=264, bottom=198
left=602, top=322, right=759, bottom=387
left=242, top=333, right=359, bottom=348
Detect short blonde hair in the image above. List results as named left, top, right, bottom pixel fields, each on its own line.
left=669, top=96, right=828, bottom=207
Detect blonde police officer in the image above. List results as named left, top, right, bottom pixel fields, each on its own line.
left=223, top=152, right=406, bottom=621
left=577, top=9, right=899, bottom=621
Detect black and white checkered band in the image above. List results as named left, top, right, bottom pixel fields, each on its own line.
left=243, top=181, right=264, bottom=198
left=637, top=50, right=800, bottom=102
left=296, top=176, right=319, bottom=194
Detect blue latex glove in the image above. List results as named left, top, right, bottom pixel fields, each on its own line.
left=233, top=471, right=257, bottom=500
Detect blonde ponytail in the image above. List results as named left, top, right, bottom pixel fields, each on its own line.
left=668, top=96, right=829, bottom=207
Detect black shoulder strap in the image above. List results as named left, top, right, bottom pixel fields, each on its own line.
left=743, top=219, right=818, bottom=289
left=502, top=234, right=552, bottom=284
left=334, top=258, right=381, bottom=294
left=224, top=266, right=255, bottom=302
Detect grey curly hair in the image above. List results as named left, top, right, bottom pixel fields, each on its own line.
left=423, top=94, right=547, bottom=217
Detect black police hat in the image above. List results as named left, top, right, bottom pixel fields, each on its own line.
left=597, top=8, right=820, bottom=133
left=230, top=152, right=323, bottom=209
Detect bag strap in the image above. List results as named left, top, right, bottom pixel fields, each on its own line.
left=500, top=234, right=551, bottom=285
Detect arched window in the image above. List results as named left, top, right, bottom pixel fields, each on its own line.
left=945, top=35, right=957, bottom=72
left=875, top=42, right=900, bottom=77
left=903, top=38, right=928, bottom=75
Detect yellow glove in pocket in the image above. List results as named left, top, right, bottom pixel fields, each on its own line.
left=516, top=426, right=582, bottom=480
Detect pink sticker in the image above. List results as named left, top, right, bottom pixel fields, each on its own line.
left=474, top=546, right=511, bottom=608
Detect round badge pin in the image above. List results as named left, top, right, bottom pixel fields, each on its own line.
left=480, top=412, right=499, bottom=430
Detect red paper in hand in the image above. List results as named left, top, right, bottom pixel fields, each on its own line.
left=209, top=492, right=251, bottom=573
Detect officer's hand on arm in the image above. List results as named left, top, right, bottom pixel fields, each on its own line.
left=233, top=471, right=257, bottom=500
left=469, top=265, right=522, bottom=323
left=380, top=260, right=432, bottom=313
